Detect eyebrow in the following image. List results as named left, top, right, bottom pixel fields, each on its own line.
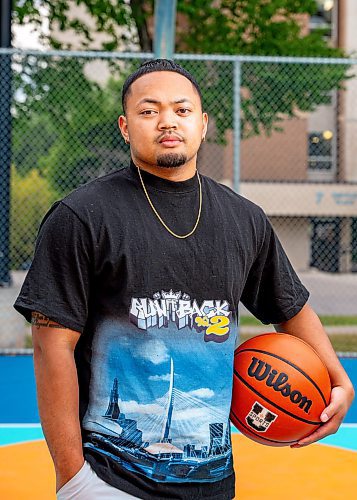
left=136, top=98, right=194, bottom=107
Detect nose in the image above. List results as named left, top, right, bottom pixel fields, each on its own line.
left=158, top=109, right=178, bottom=130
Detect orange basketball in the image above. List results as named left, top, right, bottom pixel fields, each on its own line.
left=230, top=333, right=331, bottom=446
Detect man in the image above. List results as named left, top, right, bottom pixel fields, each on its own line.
left=15, top=59, right=354, bottom=500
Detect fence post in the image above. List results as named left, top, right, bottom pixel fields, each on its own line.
left=0, top=0, right=12, bottom=286
left=153, top=0, right=177, bottom=59
left=233, top=59, right=242, bottom=340
left=233, top=59, right=241, bottom=194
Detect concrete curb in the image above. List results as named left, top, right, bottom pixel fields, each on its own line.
left=240, top=326, right=357, bottom=335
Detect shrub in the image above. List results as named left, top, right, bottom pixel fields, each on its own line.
left=10, top=165, right=58, bottom=269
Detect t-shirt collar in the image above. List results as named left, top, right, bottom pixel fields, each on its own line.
left=129, top=159, right=199, bottom=193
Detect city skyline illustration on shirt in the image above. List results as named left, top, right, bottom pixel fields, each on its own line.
left=84, top=354, right=233, bottom=482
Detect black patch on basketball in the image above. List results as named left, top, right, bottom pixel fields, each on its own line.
left=230, top=409, right=297, bottom=445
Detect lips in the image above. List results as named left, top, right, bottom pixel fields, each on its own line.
left=159, top=134, right=183, bottom=146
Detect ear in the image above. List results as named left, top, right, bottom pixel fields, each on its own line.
left=118, top=115, right=130, bottom=144
left=202, top=112, right=208, bottom=141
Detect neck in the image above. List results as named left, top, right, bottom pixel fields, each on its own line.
left=131, top=156, right=197, bottom=181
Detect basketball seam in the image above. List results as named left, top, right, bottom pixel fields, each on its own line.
left=236, top=348, right=328, bottom=406
left=233, top=369, right=322, bottom=425
left=230, top=409, right=297, bottom=444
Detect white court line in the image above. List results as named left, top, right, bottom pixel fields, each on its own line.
left=0, top=423, right=42, bottom=428
left=2, top=423, right=356, bottom=429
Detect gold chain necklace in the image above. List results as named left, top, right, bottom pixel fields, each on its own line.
left=136, top=165, right=202, bottom=239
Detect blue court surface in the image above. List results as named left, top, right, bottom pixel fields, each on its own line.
left=0, top=354, right=356, bottom=500
left=1, top=354, right=356, bottom=448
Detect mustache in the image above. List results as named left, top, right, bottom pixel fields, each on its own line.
left=156, top=132, right=184, bottom=143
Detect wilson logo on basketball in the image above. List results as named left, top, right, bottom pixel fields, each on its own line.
left=247, top=357, right=312, bottom=413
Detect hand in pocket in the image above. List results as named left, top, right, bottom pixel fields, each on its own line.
left=56, top=460, right=87, bottom=497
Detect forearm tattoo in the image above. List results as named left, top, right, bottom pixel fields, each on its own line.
left=31, top=312, right=69, bottom=329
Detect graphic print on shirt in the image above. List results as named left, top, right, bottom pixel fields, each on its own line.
left=83, top=290, right=236, bottom=483
left=130, top=289, right=232, bottom=343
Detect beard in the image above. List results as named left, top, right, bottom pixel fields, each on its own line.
left=156, top=153, right=187, bottom=168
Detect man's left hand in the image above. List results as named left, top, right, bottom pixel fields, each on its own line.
left=291, top=384, right=355, bottom=448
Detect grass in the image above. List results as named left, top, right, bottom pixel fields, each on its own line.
left=239, top=315, right=357, bottom=352
left=24, top=330, right=357, bottom=353
left=317, top=316, right=357, bottom=326
left=23, top=317, right=357, bottom=352
left=240, top=333, right=357, bottom=353
left=24, top=334, right=33, bottom=348
left=328, top=334, right=357, bottom=353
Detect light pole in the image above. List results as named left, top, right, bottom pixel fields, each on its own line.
left=153, top=0, right=177, bottom=59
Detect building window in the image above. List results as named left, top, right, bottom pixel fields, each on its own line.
left=308, top=131, right=333, bottom=170
left=310, top=217, right=341, bottom=272
left=310, top=0, right=334, bottom=36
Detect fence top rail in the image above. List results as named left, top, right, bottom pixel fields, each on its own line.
left=0, top=47, right=355, bottom=65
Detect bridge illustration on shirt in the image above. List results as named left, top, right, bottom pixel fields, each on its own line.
left=84, top=357, right=233, bottom=482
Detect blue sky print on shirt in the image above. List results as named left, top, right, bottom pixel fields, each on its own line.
left=83, top=290, right=236, bottom=483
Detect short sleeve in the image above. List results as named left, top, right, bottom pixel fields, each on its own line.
left=14, top=202, right=92, bottom=333
left=241, top=215, right=309, bottom=325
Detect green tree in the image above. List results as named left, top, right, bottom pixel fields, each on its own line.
left=12, top=55, right=130, bottom=194
left=10, top=165, right=58, bottom=268
left=13, top=0, right=333, bottom=57
left=13, top=1, right=349, bottom=140
left=12, top=112, right=57, bottom=176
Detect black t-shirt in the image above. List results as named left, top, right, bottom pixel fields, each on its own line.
left=15, top=161, right=309, bottom=499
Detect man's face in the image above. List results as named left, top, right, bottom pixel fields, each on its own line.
left=119, top=71, right=208, bottom=170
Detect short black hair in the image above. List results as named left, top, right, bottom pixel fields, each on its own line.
left=121, top=59, right=203, bottom=112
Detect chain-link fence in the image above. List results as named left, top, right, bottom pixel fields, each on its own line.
left=0, top=49, right=356, bottom=350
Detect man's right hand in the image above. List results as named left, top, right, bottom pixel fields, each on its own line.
left=56, top=458, right=86, bottom=493
left=31, top=312, right=84, bottom=494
